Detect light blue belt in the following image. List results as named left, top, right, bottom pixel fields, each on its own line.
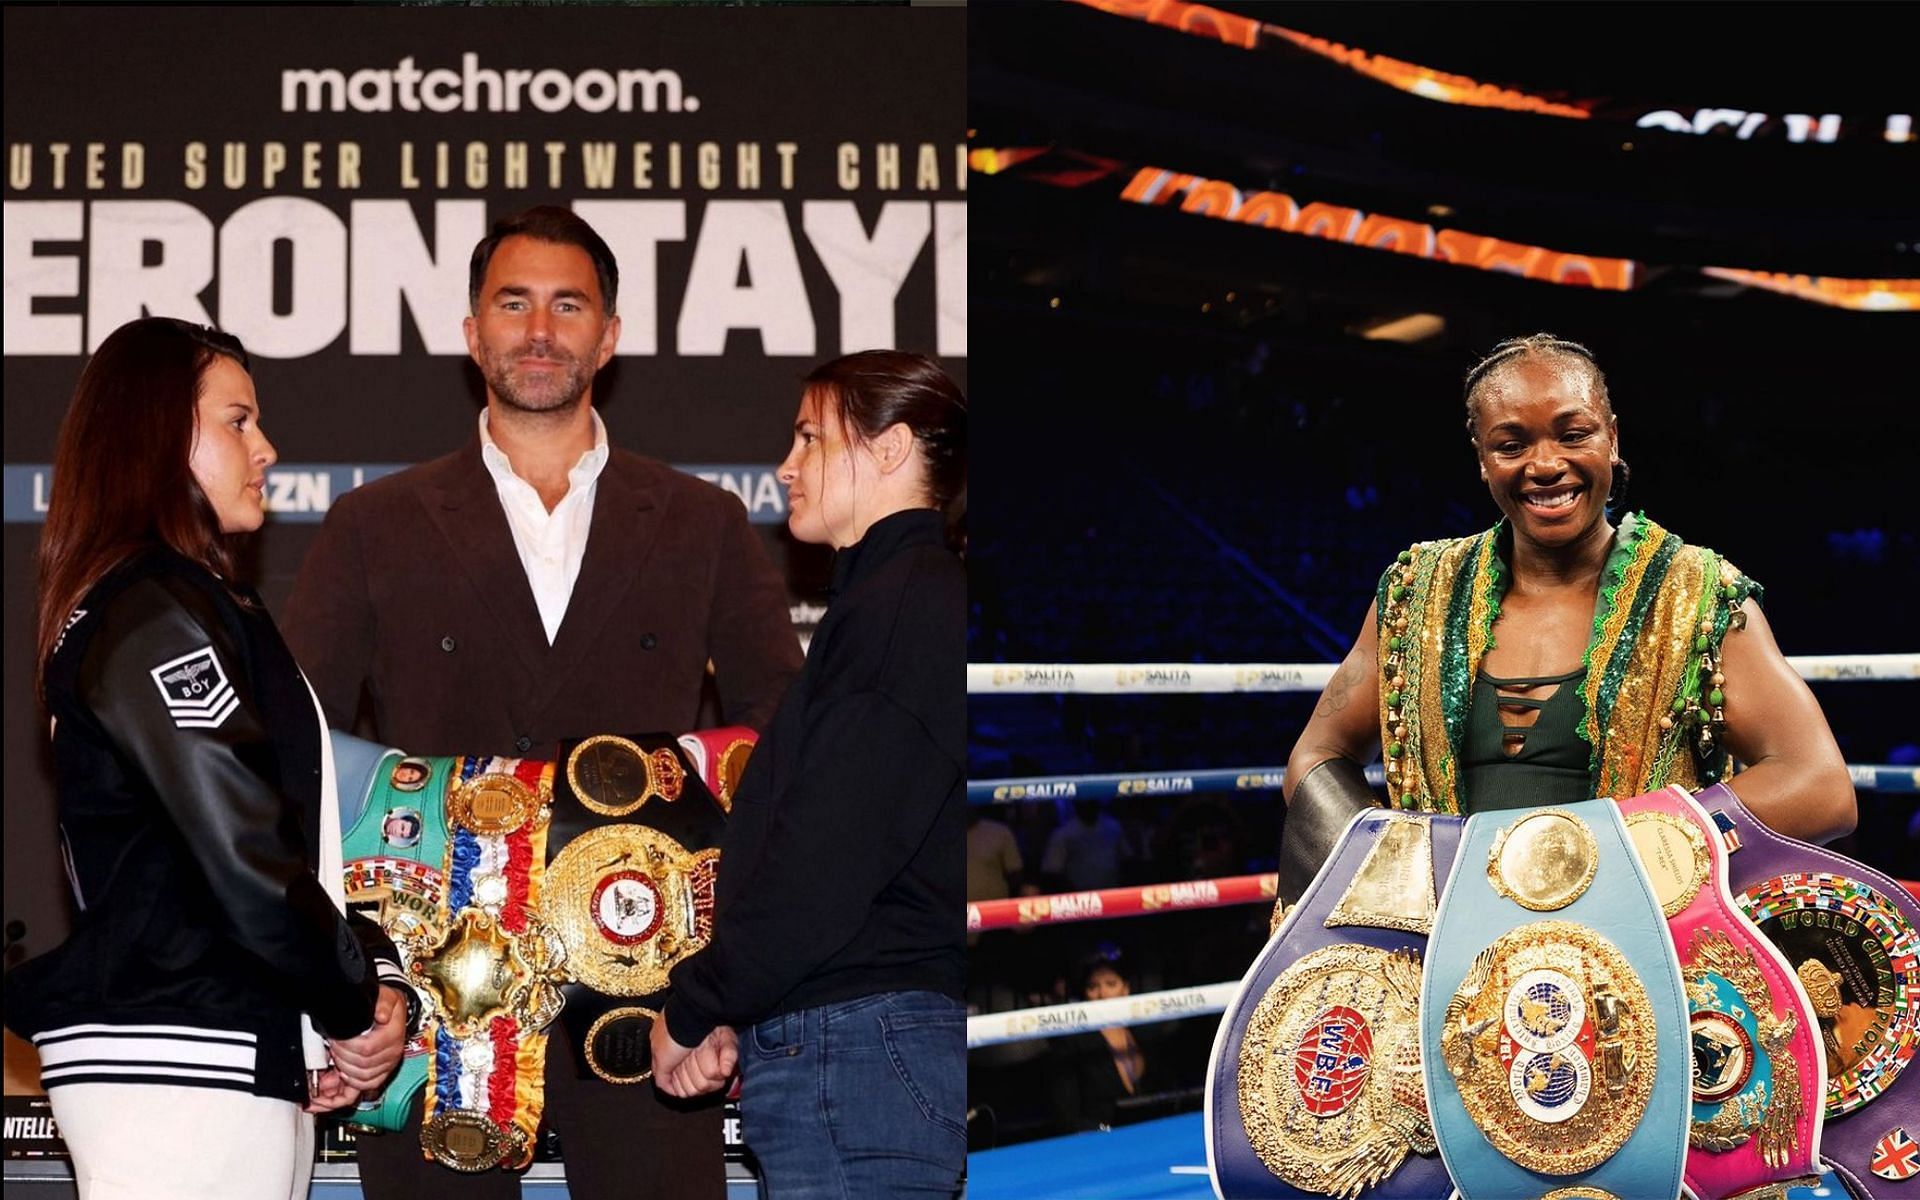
left=1421, top=798, right=1691, bottom=1200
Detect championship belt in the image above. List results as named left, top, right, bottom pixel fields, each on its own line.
left=545, top=732, right=740, bottom=1086
left=1209, top=808, right=1465, bottom=1199
left=1422, top=798, right=1692, bottom=1200
left=408, top=755, right=566, bottom=1172
left=675, top=726, right=759, bottom=815
left=335, top=732, right=452, bottom=1136
left=1617, top=786, right=1826, bottom=1200
left=1695, top=782, right=1920, bottom=1200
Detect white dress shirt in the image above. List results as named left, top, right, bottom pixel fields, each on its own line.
left=478, top=408, right=610, bottom=644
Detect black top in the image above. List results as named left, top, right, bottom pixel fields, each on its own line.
left=1459, top=666, right=1592, bottom=812
left=666, top=508, right=965, bottom=1044
left=4, top=549, right=397, bottom=1101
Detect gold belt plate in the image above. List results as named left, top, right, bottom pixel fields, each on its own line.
left=1439, top=920, right=1655, bottom=1175
left=1236, top=943, right=1435, bottom=1200
left=546, top=824, right=711, bottom=996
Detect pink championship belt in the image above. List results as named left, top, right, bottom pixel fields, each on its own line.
left=1619, top=786, right=1827, bottom=1200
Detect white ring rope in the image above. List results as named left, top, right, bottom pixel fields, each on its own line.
left=968, top=654, right=1919, bottom=694
left=967, top=982, right=1239, bottom=1048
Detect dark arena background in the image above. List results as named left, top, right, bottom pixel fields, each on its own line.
left=963, top=4, right=1917, bottom=1194
left=3, top=6, right=961, bottom=1195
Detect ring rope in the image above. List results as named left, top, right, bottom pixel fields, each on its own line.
left=967, top=983, right=1238, bottom=1048
left=968, top=654, right=1919, bottom=694
left=970, top=762, right=1919, bottom=804
left=969, top=873, right=1278, bottom=933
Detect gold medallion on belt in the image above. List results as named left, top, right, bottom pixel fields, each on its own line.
left=566, top=736, right=686, bottom=818
left=545, top=824, right=713, bottom=996
left=1439, top=920, right=1655, bottom=1175
left=1237, top=944, right=1434, bottom=1200
left=1487, top=810, right=1599, bottom=912
left=405, top=907, right=568, bottom=1041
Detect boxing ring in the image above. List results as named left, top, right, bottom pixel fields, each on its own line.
left=965, top=655, right=1919, bottom=1199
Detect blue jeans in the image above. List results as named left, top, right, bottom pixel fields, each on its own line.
left=741, top=991, right=965, bottom=1199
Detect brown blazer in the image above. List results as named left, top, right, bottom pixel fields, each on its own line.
left=281, top=439, right=802, bottom=759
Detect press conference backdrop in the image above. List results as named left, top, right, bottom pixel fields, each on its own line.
left=1, top=0, right=965, bottom=1102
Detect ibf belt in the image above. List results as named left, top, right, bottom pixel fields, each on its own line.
left=1618, top=786, right=1826, bottom=1200
left=336, top=733, right=452, bottom=1136
left=1208, top=809, right=1465, bottom=1199
left=1423, top=799, right=1691, bottom=1200
left=547, top=732, right=741, bottom=1085
left=1696, top=782, right=1920, bottom=1200
left=408, top=755, right=565, bottom=1173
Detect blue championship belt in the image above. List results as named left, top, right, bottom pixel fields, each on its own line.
left=1422, top=799, right=1692, bottom=1200
left=336, top=731, right=453, bottom=1135
left=1209, top=809, right=1465, bottom=1199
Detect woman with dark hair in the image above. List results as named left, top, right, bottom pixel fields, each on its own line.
left=1048, top=956, right=1158, bottom=1135
left=4, top=317, right=412, bottom=1199
left=1276, top=333, right=1854, bottom=898
left=653, top=350, right=968, bottom=1198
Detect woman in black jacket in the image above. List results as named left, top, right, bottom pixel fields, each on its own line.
left=653, top=351, right=968, bottom=1198
left=5, top=317, right=412, bottom=1199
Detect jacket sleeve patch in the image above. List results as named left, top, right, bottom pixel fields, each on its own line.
left=148, top=645, right=239, bottom=729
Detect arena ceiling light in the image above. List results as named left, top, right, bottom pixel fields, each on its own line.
left=1070, top=0, right=1913, bottom=144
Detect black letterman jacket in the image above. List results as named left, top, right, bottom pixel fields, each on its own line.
left=3, top=549, right=403, bottom=1102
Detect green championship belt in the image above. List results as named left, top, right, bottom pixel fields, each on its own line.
left=336, top=732, right=453, bottom=1135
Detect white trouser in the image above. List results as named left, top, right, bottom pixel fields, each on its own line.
left=47, top=1084, right=314, bottom=1200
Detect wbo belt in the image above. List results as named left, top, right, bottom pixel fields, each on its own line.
left=545, top=731, right=740, bottom=1088
left=336, top=732, right=451, bottom=1139
left=1696, top=782, right=1920, bottom=1200
left=1209, top=808, right=1465, bottom=1199
left=1423, top=798, right=1692, bottom=1200
left=1618, top=786, right=1826, bottom=1200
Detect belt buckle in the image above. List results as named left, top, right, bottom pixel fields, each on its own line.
left=421, top=1108, right=528, bottom=1173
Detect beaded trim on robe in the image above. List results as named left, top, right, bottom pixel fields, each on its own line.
left=1375, top=513, right=1761, bottom=814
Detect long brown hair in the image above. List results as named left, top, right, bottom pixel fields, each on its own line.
left=803, top=350, right=968, bottom=541
left=35, top=318, right=252, bottom=685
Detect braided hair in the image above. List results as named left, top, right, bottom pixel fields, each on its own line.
left=1463, top=333, right=1629, bottom=507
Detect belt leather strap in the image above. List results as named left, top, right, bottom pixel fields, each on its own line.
left=1695, top=782, right=1920, bottom=1200
left=547, top=732, right=735, bottom=1082
left=1209, top=808, right=1464, bottom=1199
left=1618, top=786, right=1826, bottom=1200
left=1423, top=797, right=1691, bottom=1200
left=336, top=732, right=453, bottom=1136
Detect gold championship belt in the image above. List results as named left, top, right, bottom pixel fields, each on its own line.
left=1438, top=919, right=1658, bottom=1175
left=547, top=732, right=738, bottom=1086
left=1236, top=944, right=1436, bottom=1197
left=405, top=756, right=566, bottom=1172
left=545, top=825, right=718, bottom=1000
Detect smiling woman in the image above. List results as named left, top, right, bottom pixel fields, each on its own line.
left=1275, top=332, right=1856, bottom=903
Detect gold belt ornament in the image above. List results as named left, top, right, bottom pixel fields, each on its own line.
left=545, top=824, right=717, bottom=997
left=1439, top=920, right=1656, bottom=1175
left=1237, top=944, right=1435, bottom=1200
left=566, top=735, right=686, bottom=818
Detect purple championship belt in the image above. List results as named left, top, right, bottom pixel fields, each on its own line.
left=1695, top=782, right=1920, bottom=1200
left=1208, top=809, right=1465, bottom=1199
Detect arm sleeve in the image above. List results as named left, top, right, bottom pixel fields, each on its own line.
left=705, top=495, right=803, bottom=732
left=665, top=691, right=958, bottom=1045
left=79, top=578, right=380, bottom=1039
left=280, top=494, right=376, bottom=730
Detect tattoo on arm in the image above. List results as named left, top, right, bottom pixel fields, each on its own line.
left=1317, top=660, right=1357, bottom=718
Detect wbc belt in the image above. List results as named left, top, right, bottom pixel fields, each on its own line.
left=544, top=732, right=740, bottom=1087
left=1209, top=809, right=1465, bottom=1199
left=1695, top=783, right=1920, bottom=1200
left=1617, top=786, right=1826, bottom=1200
left=335, top=732, right=451, bottom=1137
left=408, top=755, right=566, bottom=1173
left=1423, top=798, right=1691, bottom=1200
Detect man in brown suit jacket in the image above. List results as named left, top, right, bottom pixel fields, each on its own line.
left=282, top=206, right=801, bottom=1200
